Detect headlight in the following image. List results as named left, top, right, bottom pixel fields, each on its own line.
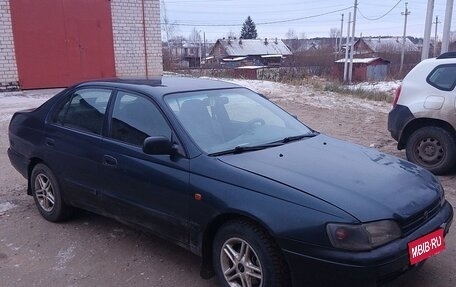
left=440, top=184, right=446, bottom=207
left=326, top=220, right=401, bottom=251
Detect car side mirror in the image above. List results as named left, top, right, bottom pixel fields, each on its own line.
left=143, top=136, right=175, bottom=155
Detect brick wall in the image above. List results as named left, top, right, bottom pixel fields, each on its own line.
left=111, top=0, right=163, bottom=77
left=0, top=0, right=19, bottom=91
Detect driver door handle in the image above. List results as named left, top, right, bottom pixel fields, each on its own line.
left=102, top=155, right=117, bottom=167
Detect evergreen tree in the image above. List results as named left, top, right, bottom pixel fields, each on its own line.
left=240, top=16, right=257, bottom=39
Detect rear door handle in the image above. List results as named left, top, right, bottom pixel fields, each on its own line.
left=102, top=155, right=117, bottom=167
left=45, top=137, right=55, bottom=147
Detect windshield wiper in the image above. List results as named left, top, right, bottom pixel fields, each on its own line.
left=209, top=142, right=284, bottom=156
left=280, top=131, right=319, bottom=143
left=209, top=132, right=319, bottom=156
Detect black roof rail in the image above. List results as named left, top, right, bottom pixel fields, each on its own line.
left=437, top=52, right=456, bottom=59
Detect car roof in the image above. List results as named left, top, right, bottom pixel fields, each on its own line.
left=76, top=76, right=242, bottom=97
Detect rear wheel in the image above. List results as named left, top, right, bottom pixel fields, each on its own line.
left=213, top=220, right=289, bottom=287
left=405, top=126, right=456, bottom=174
left=31, top=163, right=72, bottom=222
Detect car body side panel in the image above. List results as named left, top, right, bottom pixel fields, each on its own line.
left=44, top=124, right=106, bottom=211
left=8, top=112, right=47, bottom=176
left=397, top=58, right=456, bottom=130
left=186, top=155, right=356, bottom=253
left=97, top=138, right=191, bottom=245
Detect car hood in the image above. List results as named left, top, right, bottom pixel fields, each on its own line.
left=218, top=134, right=442, bottom=222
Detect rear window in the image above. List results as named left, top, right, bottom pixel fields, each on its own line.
left=427, top=64, right=456, bottom=91
left=52, top=88, right=112, bottom=135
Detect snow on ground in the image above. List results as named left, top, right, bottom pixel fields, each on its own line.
left=222, top=78, right=392, bottom=114
left=0, top=202, right=16, bottom=214
left=348, top=80, right=401, bottom=94
left=0, top=89, right=61, bottom=122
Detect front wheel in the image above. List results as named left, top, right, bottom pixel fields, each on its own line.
left=31, top=163, right=72, bottom=222
left=405, top=126, right=456, bottom=174
left=213, top=220, right=290, bottom=287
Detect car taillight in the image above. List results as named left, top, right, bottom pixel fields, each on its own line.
left=393, top=85, right=402, bottom=107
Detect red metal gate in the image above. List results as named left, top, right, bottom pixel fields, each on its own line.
left=10, top=0, right=116, bottom=89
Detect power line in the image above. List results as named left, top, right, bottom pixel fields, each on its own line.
left=357, top=0, right=402, bottom=21
left=163, top=6, right=353, bottom=27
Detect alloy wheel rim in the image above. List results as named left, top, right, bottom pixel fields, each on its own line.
left=34, top=174, right=55, bottom=212
left=220, top=237, right=263, bottom=287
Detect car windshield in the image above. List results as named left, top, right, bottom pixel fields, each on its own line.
left=165, top=88, right=313, bottom=154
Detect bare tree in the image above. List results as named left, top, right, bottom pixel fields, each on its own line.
left=161, top=0, right=179, bottom=70
left=161, top=0, right=176, bottom=43
left=227, top=30, right=238, bottom=39
left=285, top=29, right=300, bottom=52
left=329, top=28, right=340, bottom=38
left=188, top=28, right=202, bottom=67
left=450, top=31, right=456, bottom=42
left=189, top=28, right=202, bottom=44
left=449, top=31, right=456, bottom=51
left=329, top=28, right=340, bottom=52
left=286, top=29, right=298, bottom=40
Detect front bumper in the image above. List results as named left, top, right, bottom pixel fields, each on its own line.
left=282, top=201, right=453, bottom=287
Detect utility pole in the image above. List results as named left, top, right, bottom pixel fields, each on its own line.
left=433, top=16, right=441, bottom=56
left=343, top=12, right=352, bottom=83
left=422, top=0, right=435, bottom=60
left=348, top=0, right=358, bottom=84
left=203, top=32, right=206, bottom=65
left=339, top=14, right=344, bottom=53
left=400, top=2, right=410, bottom=73
left=441, top=0, right=454, bottom=53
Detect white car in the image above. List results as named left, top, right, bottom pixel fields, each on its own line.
left=388, top=52, right=456, bottom=174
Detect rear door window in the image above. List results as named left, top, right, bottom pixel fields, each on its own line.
left=53, top=88, right=112, bottom=135
left=427, top=64, right=456, bottom=91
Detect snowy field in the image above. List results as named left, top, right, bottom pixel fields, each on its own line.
left=348, top=80, right=401, bottom=93
left=221, top=78, right=393, bottom=113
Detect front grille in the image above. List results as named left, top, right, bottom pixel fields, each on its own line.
left=400, top=198, right=441, bottom=235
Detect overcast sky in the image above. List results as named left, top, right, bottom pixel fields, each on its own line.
left=161, top=0, right=456, bottom=42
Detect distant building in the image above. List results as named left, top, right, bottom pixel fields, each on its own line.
left=334, top=57, right=390, bottom=82
left=283, top=38, right=338, bottom=53
left=164, top=39, right=215, bottom=69
left=207, top=38, right=292, bottom=68
left=355, top=37, right=419, bottom=55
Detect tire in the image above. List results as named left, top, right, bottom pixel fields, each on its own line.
left=213, top=220, right=290, bottom=287
left=405, top=126, right=456, bottom=174
left=31, top=163, right=72, bottom=222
